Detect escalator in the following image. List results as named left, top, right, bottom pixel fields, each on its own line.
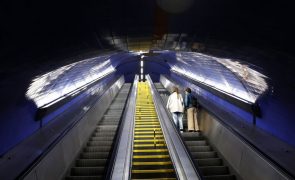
left=154, top=82, right=236, bottom=180
left=65, top=83, right=131, bottom=180
left=131, top=82, right=177, bottom=179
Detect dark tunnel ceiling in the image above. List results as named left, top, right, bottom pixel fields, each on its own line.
left=0, top=0, right=294, bottom=66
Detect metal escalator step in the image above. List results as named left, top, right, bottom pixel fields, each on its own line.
left=100, top=117, right=121, bottom=121
left=71, top=167, right=104, bottom=176
left=192, top=151, right=218, bottom=159
left=135, top=125, right=161, bottom=128
left=132, top=164, right=174, bottom=170
left=95, top=125, right=118, bottom=131
left=93, top=132, right=116, bottom=137
left=133, top=149, right=169, bottom=155
left=97, top=122, right=120, bottom=126
left=188, top=145, right=211, bottom=152
left=135, top=122, right=160, bottom=125
left=87, top=141, right=113, bottom=146
left=197, top=158, right=223, bottom=166
left=76, top=159, right=107, bottom=167
left=133, top=161, right=172, bottom=166
left=203, top=175, right=235, bottom=180
left=182, top=136, right=205, bottom=141
left=84, top=146, right=111, bottom=152
left=134, top=139, right=165, bottom=143
left=134, top=135, right=163, bottom=138
left=132, top=82, right=176, bottom=179
left=199, top=166, right=229, bottom=176
left=132, top=169, right=175, bottom=179
left=65, top=83, right=131, bottom=180
left=103, top=115, right=121, bottom=118
left=135, top=119, right=159, bottom=122
left=132, top=169, right=175, bottom=174
left=185, top=140, right=207, bottom=146
left=133, top=155, right=170, bottom=159
left=134, top=131, right=162, bottom=135
left=66, top=176, right=103, bottom=180
left=90, top=136, right=114, bottom=141
left=80, top=152, right=109, bottom=159
left=181, top=133, right=205, bottom=141
left=134, top=144, right=166, bottom=148
left=135, top=128, right=162, bottom=131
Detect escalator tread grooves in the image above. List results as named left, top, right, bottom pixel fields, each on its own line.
left=131, top=82, right=176, bottom=179
left=65, top=84, right=131, bottom=179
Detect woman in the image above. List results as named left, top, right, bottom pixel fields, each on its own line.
left=184, top=87, right=200, bottom=132
left=166, top=87, right=184, bottom=132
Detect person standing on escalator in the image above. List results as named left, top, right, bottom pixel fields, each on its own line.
left=166, top=87, right=184, bottom=133
left=184, top=88, right=200, bottom=132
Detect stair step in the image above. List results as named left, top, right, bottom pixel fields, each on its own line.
left=188, top=145, right=211, bottom=152
left=76, top=159, right=107, bottom=167
left=93, top=132, right=116, bottom=137
left=80, top=152, right=109, bottom=159
left=90, top=136, right=114, bottom=141
left=65, top=83, right=130, bottom=179
left=204, top=175, right=235, bottom=180
left=185, top=140, right=207, bottom=146
left=84, top=146, right=111, bottom=152
left=197, top=158, right=223, bottom=166
left=71, top=167, right=104, bottom=176
left=200, top=166, right=229, bottom=176
left=192, top=152, right=217, bottom=159
left=87, top=141, right=113, bottom=146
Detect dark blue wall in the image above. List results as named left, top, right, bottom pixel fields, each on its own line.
left=0, top=72, right=117, bottom=156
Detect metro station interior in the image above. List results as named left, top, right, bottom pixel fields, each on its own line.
left=0, top=0, right=295, bottom=180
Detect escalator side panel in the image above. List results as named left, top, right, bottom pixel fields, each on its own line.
left=65, top=84, right=131, bottom=180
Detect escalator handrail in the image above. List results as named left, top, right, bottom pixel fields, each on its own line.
left=146, top=75, right=202, bottom=180
left=108, top=75, right=139, bottom=180
left=151, top=77, right=206, bottom=179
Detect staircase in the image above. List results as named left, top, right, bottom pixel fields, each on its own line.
left=131, top=82, right=176, bottom=179
left=65, top=83, right=131, bottom=180
left=154, top=82, right=236, bottom=180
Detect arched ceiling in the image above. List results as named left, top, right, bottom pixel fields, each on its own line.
left=25, top=51, right=269, bottom=108
left=1, top=0, right=294, bottom=68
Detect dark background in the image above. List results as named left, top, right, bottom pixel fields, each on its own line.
left=0, top=0, right=294, bottom=67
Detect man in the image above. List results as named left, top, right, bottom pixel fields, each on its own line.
left=184, top=88, right=200, bottom=132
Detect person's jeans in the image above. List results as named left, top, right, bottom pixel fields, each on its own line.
left=172, top=112, right=183, bottom=131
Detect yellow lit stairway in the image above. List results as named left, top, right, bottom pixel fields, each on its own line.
left=131, top=82, right=177, bottom=179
